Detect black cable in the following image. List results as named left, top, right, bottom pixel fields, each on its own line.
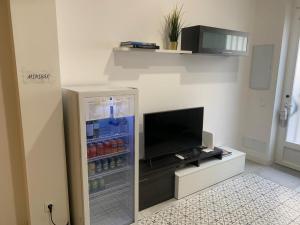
left=49, top=211, right=57, bottom=225
left=48, top=204, right=57, bottom=225
left=47, top=204, right=70, bottom=225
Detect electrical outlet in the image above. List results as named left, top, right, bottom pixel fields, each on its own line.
left=44, top=201, right=54, bottom=213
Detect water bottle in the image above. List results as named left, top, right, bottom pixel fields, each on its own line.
left=121, top=118, right=128, bottom=133
left=96, top=160, right=102, bottom=173
left=99, top=122, right=107, bottom=137
left=102, top=159, right=109, bottom=171
left=86, top=121, right=94, bottom=139
left=93, top=120, right=100, bottom=138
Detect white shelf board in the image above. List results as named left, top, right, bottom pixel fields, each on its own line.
left=113, top=47, right=192, bottom=54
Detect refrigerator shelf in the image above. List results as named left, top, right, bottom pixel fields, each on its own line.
left=89, top=182, right=130, bottom=199
left=90, top=205, right=133, bottom=225
left=89, top=165, right=130, bottom=180
left=88, top=149, right=130, bottom=162
left=89, top=186, right=130, bottom=202
left=86, top=133, right=129, bottom=144
left=90, top=188, right=133, bottom=225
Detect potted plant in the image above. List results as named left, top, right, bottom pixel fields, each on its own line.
left=165, top=5, right=184, bottom=50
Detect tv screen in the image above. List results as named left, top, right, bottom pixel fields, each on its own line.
left=144, top=107, right=204, bottom=160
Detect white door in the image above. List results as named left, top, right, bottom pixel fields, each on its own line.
left=276, top=0, right=300, bottom=171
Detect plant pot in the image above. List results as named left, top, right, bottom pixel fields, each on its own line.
left=168, top=41, right=178, bottom=50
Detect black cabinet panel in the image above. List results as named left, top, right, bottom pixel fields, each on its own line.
left=139, top=169, right=174, bottom=211
left=139, top=148, right=223, bottom=211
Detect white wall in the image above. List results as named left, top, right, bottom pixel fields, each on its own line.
left=0, top=0, right=29, bottom=224
left=0, top=3, right=18, bottom=225
left=9, top=0, right=70, bottom=224
left=0, top=70, right=17, bottom=225
left=239, top=0, right=291, bottom=164
left=56, top=0, right=256, bottom=157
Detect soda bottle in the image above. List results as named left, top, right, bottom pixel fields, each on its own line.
left=104, top=141, right=112, bottom=155
left=96, top=142, right=104, bottom=156
left=89, top=144, right=97, bottom=158
left=87, top=144, right=92, bottom=159
left=117, top=139, right=124, bottom=152
left=111, top=139, right=118, bottom=153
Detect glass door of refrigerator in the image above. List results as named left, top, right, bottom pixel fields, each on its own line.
left=85, top=95, right=135, bottom=225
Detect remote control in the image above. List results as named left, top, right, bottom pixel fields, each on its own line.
left=175, top=154, right=185, bottom=160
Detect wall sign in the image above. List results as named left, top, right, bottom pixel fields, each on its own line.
left=22, top=70, right=56, bottom=84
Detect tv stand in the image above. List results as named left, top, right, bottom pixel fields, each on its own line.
left=175, top=147, right=245, bottom=199
left=139, top=148, right=222, bottom=210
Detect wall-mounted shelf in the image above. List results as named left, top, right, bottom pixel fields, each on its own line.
left=113, top=47, right=192, bottom=55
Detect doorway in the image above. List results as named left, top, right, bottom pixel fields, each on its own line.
left=276, top=0, right=300, bottom=171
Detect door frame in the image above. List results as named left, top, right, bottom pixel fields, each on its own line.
left=275, top=0, right=300, bottom=171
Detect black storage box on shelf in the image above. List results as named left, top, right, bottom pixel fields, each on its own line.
left=181, top=25, right=248, bottom=56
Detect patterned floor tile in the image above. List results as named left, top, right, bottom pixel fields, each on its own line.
left=251, top=217, right=273, bottom=225
left=246, top=199, right=276, bottom=216
left=252, top=194, right=282, bottom=210
left=289, top=216, right=300, bottom=225
left=138, top=173, right=300, bottom=225
left=288, top=222, right=300, bottom=225
left=295, top=216, right=300, bottom=223
left=154, top=203, right=188, bottom=219
left=189, top=209, right=210, bottom=224
left=217, top=211, right=240, bottom=225
left=272, top=204, right=300, bottom=220
left=138, top=214, right=167, bottom=225
left=284, top=198, right=300, bottom=212
left=293, top=193, right=300, bottom=202
left=264, top=186, right=298, bottom=203
left=162, top=214, right=194, bottom=225
left=258, top=208, right=295, bottom=225
left=227, top=206, right=258, bottom=225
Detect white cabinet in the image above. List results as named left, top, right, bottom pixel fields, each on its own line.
left=175, top=147, right=245, bottom=199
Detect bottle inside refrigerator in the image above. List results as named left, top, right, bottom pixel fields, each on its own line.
left=63, top=86, right=138, bottom=225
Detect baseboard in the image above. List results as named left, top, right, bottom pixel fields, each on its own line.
left=275, top=160, right=300, bottom=172
left=245, top=152, right=273, bottom=166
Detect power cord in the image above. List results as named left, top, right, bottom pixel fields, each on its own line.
left=47, top=204, right=57, bottom=225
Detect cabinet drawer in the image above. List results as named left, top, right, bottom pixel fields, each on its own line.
left=139, top=170, right=174, bottom=210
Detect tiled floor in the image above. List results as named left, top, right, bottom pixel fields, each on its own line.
left=138, top=160, right=300, bottom=225
left=245, top=161, right=300, bottom=191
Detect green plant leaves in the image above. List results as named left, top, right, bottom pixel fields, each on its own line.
left=165, top=5, right=184, bottom=42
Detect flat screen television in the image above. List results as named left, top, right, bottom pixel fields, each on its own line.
left=144, top=107, right=204, bottom=160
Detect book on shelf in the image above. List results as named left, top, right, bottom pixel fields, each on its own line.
left=120, top=41, right=160, bottom=49
left=214, top=146, right=232, bottom=157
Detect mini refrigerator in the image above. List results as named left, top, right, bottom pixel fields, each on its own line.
left=62, top=85, right=138, bottom=225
